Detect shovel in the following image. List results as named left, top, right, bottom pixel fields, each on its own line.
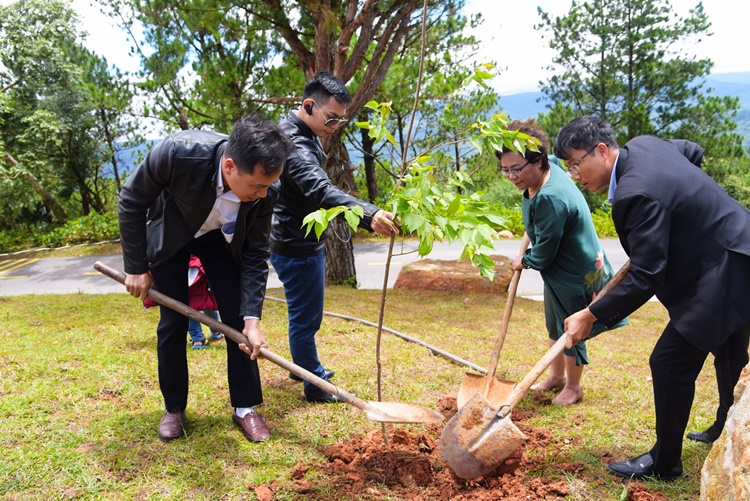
left=456, top=234, right=530, bottom=410
left=440, top=259, right=631, bottom=478
left=94, top=261, right=444, bottom=424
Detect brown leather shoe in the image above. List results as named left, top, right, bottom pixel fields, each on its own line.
left=158, top=411, right=186, bottom=442
left=232, top=410, right=271, bottom=442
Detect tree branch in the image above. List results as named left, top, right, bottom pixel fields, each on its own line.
left=260, top=0, right=316, bottom=75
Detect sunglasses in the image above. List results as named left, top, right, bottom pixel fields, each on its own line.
left=310, top=100, right=348, bottom=127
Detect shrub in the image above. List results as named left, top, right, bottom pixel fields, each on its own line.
left=591, top=207, right=617, bottom=237
left=0, top=212, right=120, bottom=254
left=490, top=205, right=525, bottom=236
left=40, top=212, right=120, bottom=247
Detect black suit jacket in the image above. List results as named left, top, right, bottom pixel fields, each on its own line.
left=118, top=130, right=277, bottom=318
left=589, top=135, right=750, bottom=352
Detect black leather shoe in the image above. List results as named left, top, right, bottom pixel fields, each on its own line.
left=606, top=453, right=682, bottom=482
left=304, top=385, right=341, bottom=403
left=686, top=425, right=721, bottom=443
left=290, top=368, right=334, bottom=382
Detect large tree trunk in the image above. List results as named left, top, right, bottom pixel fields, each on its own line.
left=324, top=219, right=357, bottom=285
left=264, top=0, right=421, bottom=284
left=322, top=137, right=358, bottom=286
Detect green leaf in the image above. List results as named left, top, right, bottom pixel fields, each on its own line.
left=474, top=253, right=496, bottom=281
left=446, top=195, right=462, bottom=217
left=441, top=108, right=461, bottom=128
left=302, top=209, right=329, bottom=239
left=483, top=213, right=507, bottom=227
left=402, top=212, right=426, bottom=233
left=325, top=207, right=346, bottom=220
left=343, top=208, right=361, bottom=230
left=469, top=135, right=484, bottom=154
left=417, top=226, right=434, bottom=256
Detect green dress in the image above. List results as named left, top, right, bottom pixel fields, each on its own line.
left=521, top=157, right=627, bottom=365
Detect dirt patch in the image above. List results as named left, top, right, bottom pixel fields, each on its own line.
left=627, top=482, right=668, bottom=501
left=252, top=395, right=669, bottom=500
left=393, top=256, right=514, bottom=294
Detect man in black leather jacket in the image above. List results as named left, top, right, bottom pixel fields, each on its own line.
left=270, top=72, right=397, bottom=403
left=118, top=114, right=294, bottom=443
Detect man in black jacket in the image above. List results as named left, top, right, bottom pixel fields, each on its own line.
left=270, top=71, right=397, bottom=403
left=556, top=115, right=750, bottom=481
left=118, top=114, right=294, bottom=443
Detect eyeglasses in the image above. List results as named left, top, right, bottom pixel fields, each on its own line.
left=566, top=145, right=598, bottom=175
left=498, top=161, right=530, bottom=177
left=310, top=100, right=348, bottom=127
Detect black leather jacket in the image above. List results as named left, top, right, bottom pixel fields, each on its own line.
left=270, top=111, right=380, bottom=258
left=118, top=130, right=277, bottom=317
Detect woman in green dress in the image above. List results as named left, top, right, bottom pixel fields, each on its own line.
left=496, top=119, right=627, bottom=405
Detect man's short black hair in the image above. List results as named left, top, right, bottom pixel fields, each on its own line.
left=302, top=71, right=351, bottom=105
left=225, top=114, right=294, bottom=176
left=554, top=115, right=618, bottom=160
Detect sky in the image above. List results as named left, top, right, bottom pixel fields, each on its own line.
left=8, top=0, right=750, bottom=96
left=464, top=0, right=750, bottom=94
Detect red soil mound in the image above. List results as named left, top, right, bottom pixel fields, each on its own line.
left=251, top=394, right=668, bottom=500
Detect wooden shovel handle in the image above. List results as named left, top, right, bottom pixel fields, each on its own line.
left=92, top=261, right=368, bottom=410
left=482, top=233, right=531, bottom=397
left=499, top=259, right=631, bottom=415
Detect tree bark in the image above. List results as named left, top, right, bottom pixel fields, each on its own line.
left=261, top=0, right=421, bottom=284
left=323, top=218, right=357, bottom=285
left=322, top=137, right=358, bottom=285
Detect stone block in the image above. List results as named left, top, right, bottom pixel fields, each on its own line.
left=701, top=363, right=750, bottom=500
left=393, top=256, right=514, bottom=294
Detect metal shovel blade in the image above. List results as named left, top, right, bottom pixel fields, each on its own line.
left=364, top=401, right=445, bottom=423
left=439, top=392, right=527, bottom=478
left=440, top=260, right=632, bottom=478
left=456, top=373, right=515, bottom=410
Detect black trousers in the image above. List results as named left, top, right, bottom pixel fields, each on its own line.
left=648, top=322, right=750, bottom=473
left=150, top=230, right=263, bottom=412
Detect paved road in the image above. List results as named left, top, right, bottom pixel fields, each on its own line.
left=0, top=239, right=628, bottom=298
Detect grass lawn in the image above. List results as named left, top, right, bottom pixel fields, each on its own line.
left=0, top=285, right=718, bottom=499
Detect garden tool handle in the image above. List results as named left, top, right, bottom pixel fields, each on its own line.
left=498, top=259, right=631, bottom=417
left=482, top=233, right=531, bottom=397
left=92, top=261, right=369, bottom=407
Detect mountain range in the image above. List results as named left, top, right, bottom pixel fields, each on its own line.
left=110, top=72, right=750, bottom=176
left=498, top=72, right=750, bottom=121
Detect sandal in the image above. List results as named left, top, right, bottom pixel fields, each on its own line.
left=209, top=332, right=223, bottom=340
left=192, top=340, right=208, bottom=350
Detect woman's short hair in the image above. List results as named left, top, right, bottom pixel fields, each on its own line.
left=495, top=118, right=550, bottom=171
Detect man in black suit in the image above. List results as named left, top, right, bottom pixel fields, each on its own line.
left=554, top=115, right=750, bottom=481
left=119, top=114, right=294, bottom=443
